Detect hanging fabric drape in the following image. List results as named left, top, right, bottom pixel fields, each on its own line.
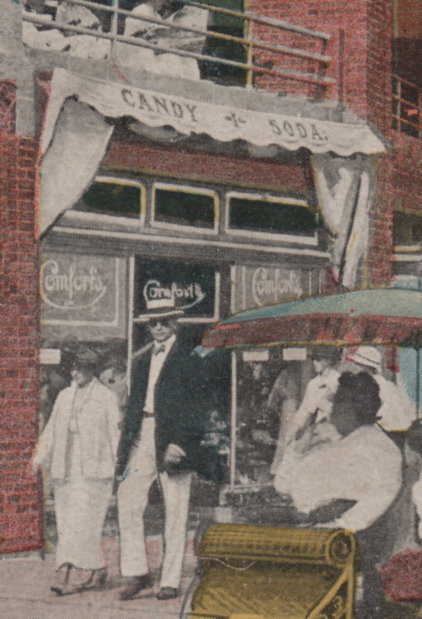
left=311, top=153, right=378, bottom=289
left=39, top=97, right=113, bottom=237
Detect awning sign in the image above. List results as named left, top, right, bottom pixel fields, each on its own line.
left=42, top=68, right=386, bottom=158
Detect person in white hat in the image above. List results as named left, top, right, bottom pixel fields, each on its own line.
left=349, top=345, right=415, bottom=435
left=115, top=294, right=209, bottom=601
left=117, top=0, right=208, bottom=79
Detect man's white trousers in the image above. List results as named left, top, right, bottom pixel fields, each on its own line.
left=117, top=417, right=192, bottom=588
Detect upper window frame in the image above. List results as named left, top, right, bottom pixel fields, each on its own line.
left=151, top=182, right=220, bottom=234
left=74, top=176, right=146, bottom=223
left=225, top=191, right=319, bottom=246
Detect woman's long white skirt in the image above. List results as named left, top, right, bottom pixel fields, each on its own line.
left=53, top=432, right=113, bottom=570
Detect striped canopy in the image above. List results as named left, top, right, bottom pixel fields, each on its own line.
left=202, top=288, right=422, bottom=349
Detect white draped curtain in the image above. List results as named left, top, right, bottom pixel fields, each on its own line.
left=39, top=98, right=113, bottom=236
left=311, top=153, right=378, bottom=289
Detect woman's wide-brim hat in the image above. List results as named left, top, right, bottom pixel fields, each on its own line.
left=73, top=346, right=98, bottom=367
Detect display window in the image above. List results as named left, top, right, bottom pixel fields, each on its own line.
left=231, top=347, right=311, bottom=487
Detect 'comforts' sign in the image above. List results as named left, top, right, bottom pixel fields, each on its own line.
left=233, top=265, right=321, bottom=312
left=40, top=253, right=119, bottom=325
left=136, top=258, right=218, bottom=321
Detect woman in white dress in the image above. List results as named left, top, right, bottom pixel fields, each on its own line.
left=32, top=347, right=120, bottom=595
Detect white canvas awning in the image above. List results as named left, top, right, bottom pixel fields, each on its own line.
left=42, top=68, right=386, bottom=158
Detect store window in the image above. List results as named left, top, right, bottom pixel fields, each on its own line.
left=394, top=211, right=422, bottom=246
left=200, top=0, right=246, bottom=85
left=227, top=193, right=319, bottom=239
left=77, top=178, right=145, bottom=219
left=152, top=184, right=218, bottom=232
left=234, top=348, right=311, bottom=486
left=392, top=76, right=420, bottom=138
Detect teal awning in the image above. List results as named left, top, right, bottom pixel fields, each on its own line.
left=203, top=288, right=422, bottom=349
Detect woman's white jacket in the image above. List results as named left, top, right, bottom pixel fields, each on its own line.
left=33, top=378, right=121, bottom=480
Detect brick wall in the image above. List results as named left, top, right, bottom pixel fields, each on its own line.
left=0, top=134, right=43, bottom=554
left=251, top=0, right=393, bottom=132
left=366, top=153, right=395, bottom=285
left=105, top=140, right=312, bottom=194
left=366, top=132, right=422, bottom=286
left=391, top=131, right=422, bottom=216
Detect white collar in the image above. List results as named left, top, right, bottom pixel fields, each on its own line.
left=153, top=334, right=176, bottom=354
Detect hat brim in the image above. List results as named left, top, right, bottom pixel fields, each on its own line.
left=139, top=309, right=185, bottom=320
left=352, top=355, right=381, bottom=370
left=74, top=360, right=97, bottom=368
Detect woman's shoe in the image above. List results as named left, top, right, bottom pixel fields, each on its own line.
left=50, top=564, right=71, bottom=596
left=81, top=568, right=108, bottom=590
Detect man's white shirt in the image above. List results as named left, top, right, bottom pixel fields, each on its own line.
left=143, top=335, right=176, bottom=414
left=287, top=424, right=402, bottom=531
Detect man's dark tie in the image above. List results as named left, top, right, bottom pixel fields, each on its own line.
left=154, top=344, right=166, bottom=355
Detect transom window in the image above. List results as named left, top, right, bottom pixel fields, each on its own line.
left=152, top=184, right=218, bottom=231
left=78, top=179, right=144, bottom=219
left=227, top=193, right=319, bottom=238
left=74, top=178, right=320, bottom=245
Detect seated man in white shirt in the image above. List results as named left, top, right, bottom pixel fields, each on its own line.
left=275, top=371, right=403, bottom=619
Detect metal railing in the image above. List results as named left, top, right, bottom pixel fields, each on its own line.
left=392, top=74, right=421, bottom=138
left=22, top=0, right=335, bottom=94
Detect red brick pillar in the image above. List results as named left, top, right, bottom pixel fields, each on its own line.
left=0, top=134, right=43, bottom=554
left=366, top=153, right=395, bottom=286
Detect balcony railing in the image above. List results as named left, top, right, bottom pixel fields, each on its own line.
left=392, top=74, right=421, bottom=139
left=22, top=0, right=335, bottom=96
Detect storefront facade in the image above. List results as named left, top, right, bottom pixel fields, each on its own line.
left=1, top=0, right=420, bottom=554
left=39, top=156, right=329, bottom=505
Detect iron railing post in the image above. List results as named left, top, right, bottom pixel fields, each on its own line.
left=110, top=0, right=119, bottom=58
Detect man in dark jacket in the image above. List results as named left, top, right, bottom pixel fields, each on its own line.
left=115, top=298, right=208, bottom=601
